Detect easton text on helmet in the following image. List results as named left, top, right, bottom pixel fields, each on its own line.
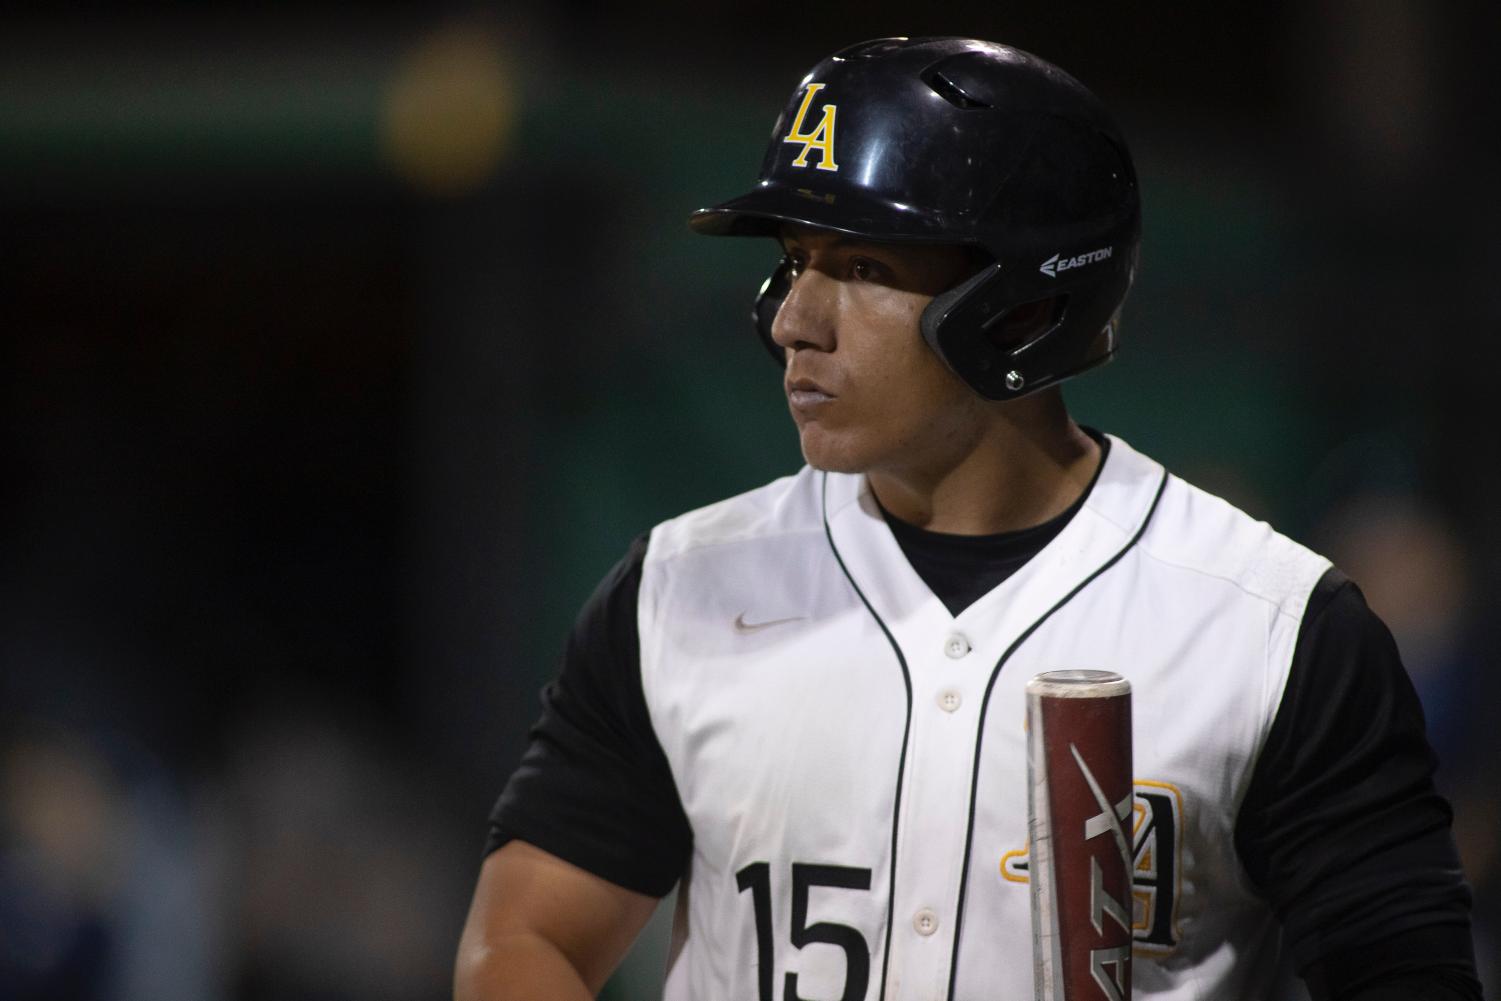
left=1039, top=246, right=1114, bottom=278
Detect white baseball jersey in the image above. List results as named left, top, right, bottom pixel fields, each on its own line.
left=488, top=433, right=1472, bottom=999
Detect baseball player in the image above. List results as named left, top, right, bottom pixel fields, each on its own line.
left=455, top=38, right=1482, bottom=1000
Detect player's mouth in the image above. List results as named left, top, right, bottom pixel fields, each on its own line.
left=786, top=377, right=836, bottom=412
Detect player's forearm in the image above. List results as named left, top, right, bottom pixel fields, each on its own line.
left=454, top=931, right=596, bottom=1001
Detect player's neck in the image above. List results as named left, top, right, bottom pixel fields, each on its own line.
left=867, top=397, right=1101, bottom=536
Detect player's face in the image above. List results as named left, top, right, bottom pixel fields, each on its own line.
left=771, top=225, right=987, bottom=476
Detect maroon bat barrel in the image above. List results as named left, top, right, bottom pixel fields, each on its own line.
left=1027, top=670, right=1133, bottom=1001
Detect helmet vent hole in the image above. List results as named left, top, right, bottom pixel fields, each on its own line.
left=983, top=295, right=1068, bottom=350
left=922, top=69, right=992, bottom=110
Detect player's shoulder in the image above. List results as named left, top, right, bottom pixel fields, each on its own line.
left=644, top=464, right=826, bottom=566
left=1106, top=434, right=1331, bottom=618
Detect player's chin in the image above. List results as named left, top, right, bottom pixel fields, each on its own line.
left=796, top=424, right=875, bottom=474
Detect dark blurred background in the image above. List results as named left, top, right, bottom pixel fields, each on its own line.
left=2, top=3, right=1497, bottom=998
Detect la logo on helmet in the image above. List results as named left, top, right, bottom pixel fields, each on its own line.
left=783, top=83, right=839, bottom=171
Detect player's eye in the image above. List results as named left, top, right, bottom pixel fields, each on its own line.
left=786, top=252, right=806, bottom=278
left=850, top=257, right=881, bottom=282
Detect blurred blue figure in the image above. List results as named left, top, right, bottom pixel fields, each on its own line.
left=0, top=725, right=217, bottom=1001
left=1314, top=492, right=1499, bottom=988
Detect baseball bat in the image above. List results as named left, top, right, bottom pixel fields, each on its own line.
left=1027, top=670, right=1134, bottom=1001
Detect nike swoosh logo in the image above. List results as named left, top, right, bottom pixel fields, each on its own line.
left=733, top=612, right=806, bottom=634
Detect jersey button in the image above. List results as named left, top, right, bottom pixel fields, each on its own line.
left=944, top=634, right=971, bottom=659
left=912, top=908, right=939, bottom=936
left=937, top=689, right=962, bottom=713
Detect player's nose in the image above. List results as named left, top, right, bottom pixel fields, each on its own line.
left=770, top=267, right=837, bottom=355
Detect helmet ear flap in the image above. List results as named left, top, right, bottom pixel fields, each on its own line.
left=753, top=257, right=793, bottom=367
left=922, top=262, right=1087, bottom=401
left=921, top=263, right=1017, bottom=396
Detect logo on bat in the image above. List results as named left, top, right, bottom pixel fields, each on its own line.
left=1072, top=745, right=1133, bottom=1000
left=1001, top=779, right=1183, bottom=951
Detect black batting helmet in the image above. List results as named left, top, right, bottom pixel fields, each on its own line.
left=689, top=37, right=1140, bottom=402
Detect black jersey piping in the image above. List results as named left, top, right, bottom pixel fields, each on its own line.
left=944, top=468, right=1169, bottom=1001
left=820, top=472, right=914, bottom=1001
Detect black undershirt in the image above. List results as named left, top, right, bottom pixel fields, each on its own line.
left=487, top=467, right=1480, bottom=998
left=877, top=436, right=1104, bottom=616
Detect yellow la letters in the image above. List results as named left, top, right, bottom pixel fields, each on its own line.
left=783, top=83, right=839, bottom=172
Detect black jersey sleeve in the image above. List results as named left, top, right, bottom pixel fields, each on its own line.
left=1236, top=569, right=1481, bottom=999
left=484, top=534, right=693, bottom=898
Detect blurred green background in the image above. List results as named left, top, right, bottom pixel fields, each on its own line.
left=1, top=3, right=1497, bottom=998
